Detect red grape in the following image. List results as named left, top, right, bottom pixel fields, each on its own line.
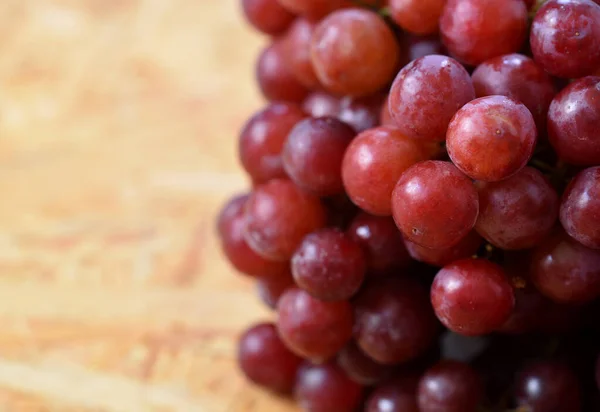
left=283, top=18, right=321, bottom=89
left=295, top=362, right=364, bottom=412
left=217, top=194, right=289, bottom=277
left=256, top=270, right=295, bottom=309
left=406, top=35, right=446, bottom=62
left=238, top=323, right=302, bottom=393
left=278, top=0, right=346, bottom=19
left=530, top=0, right=600, bottom=79
left=530, top=230, right=600, bottom=303
left=475, top=167, right=559, bottom=249
left=256, top=40, right=310, bottom=103
left=342, top=126, right=435, bottom=216
left=302, top=91, right=340, bottom=118
left=417, top=360, right=483, bottom=412
left=338, top=93, right=385, bottom=133
left=244, top=179, right=326, bottom=260
left=366, top=375, right=420, bottom=412
left=547, top=76, right=600, bottom=166
left=283, top=117, right=355, bottom=195
left=560, top=166, right=600, bottom=249
left=405, top=231, right=483, bottom=267
left=440, top=0, right=528, bottom=66
left=392, top=161, right=479, bottom=249
left=447, top=96, right=537, bottom=182
left=431, top=259, right=515, bottom=336
left=354, top=277, right=439, bottom=364
left=311, top=8, right=400, bottom=97
left=241, top=0, right=295, bottom=35
left=291, top=228, right=366, bottom=301
left=389, top=0, right=446, bottom=35
left=337, top=341, right=395, bottom=385
left=471, top=53, right=557, bottom=134
left=347, top=212, right=412, bottom=274
left=515, top=361, right=582, bottom=412
left=239, top=102, right=306, bottom=184
left=389, top=55, right=475, bottom=141
left=277, top=288, right=353, bottom=361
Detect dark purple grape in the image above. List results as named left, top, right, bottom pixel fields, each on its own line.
left=337, top=93, right=385, bottom=133
left=366, top=375, right=420, bottom=412
left=337, top=341, right=395, bottom=386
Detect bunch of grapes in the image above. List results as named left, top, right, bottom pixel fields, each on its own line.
left=218, top=0, right=600, bottom=410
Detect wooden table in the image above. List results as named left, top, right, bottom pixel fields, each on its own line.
left=0, top=1, right=295, bottom=410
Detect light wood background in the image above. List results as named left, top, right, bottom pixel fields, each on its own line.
left=0, top=1, right=294, bottom=411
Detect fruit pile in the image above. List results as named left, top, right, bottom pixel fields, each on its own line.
left=217, top=0, right=600, bottom=410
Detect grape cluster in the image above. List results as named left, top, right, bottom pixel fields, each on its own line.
left=220, top=0, right=600, bottom=410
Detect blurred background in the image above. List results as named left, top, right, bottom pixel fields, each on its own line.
left=0, top=1, right=284, bottom=410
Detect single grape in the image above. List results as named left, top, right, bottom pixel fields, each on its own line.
left=278, top=0, right=346, bottom=19
left=256, top=40, right=309, bottom=103
left=337, top=341, right=396, bottom=386
left=515, top=361, right=582, bottom=412
left=389, top=0, right=446, bottom=35
left=241, top=0, right=295, bottom=35
left=217, top=194, right=289, bottom=277
left=560, top=167, right=600, bottom=249
left=295, top=362, right=364, bottom=412
left=417, top=360, right=483, bottom=412
left=311, top=8, right=400, bottom=97
left=392, top=161, right=479, bottom=249
left=283, top=18, right=320, bottom=89
left=365, top=375, right=420, bottom=412
left=239, top=102, right=306, bottom=184
left=244, top=179, right=326, bottom=260
left=238, top=323, right=302, bottom=393
left=530, top=0, right=600, bottom=79
left=475, top=167, right=558, bottom=249
left=405, top=231, right=483, bottom=267
left=342, top=126, right=435, bottom=216
left=347, top=212, right=412, bottom=275
left=547, top=76, right=600, bottom=166
left=389, top=55, right=475, bottom=141
left=447, top=95, right=537, bottom=182
left=440, top=0, right=528, bottom=66
left=283, top=117, right=355, bottom=195
left=302, top=91, right=340, bottom=118
left=354, top=276, right=439, bottom=364
left=256, top=270, right=295, bottom=309
left=471, top=53, right=556, bottom=134
left=530, top=230, right=600, bottom=303
left=291, top=228, right=366, bottom=301
left=431, top=259, right=515, bottom=336
left=338, top=93, right=386, bottom=133
left=406, top=35, right=446, bottom=62
left=277, top=288, right=353, bottom=361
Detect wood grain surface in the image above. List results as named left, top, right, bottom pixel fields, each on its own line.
left=0, top=1, right=296, bottom=411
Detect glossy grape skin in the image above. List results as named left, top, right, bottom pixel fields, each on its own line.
left=256, top=40, right=309, bottom=103
left=337, top=341, right=395, bottom=385
left=530, top=231, right=600, bottom=303
left=365, top=375, right=420, bottom=412
left=417, top=360, right=483, bottom=412
left=405, top=231, right=483, bottom=267
left=256, top=270, right=295, bottom=309
left=347, top=213, right=412, bottom=274
left=431, top=259, right=515, bottom=336
left=342, top=126, right=435, bottom=216
left=303, top=92, right=340, bottom=118
left=547, top=76, right=600, bottom=166
left=283, top=117, right=355, bottom=195
left=239, top=102, right=306, bottom=184
left=244, top=179, right=326, bottom=260
left=472, top=53, right=556, bottom=134
left=389, top=55, right=475, bottom=142
left=241, top=0, right=295, bottom=35
left=295, top=362, right=364, bottom=412
left=530, top=0, right=600, bottom=79
left=440, top=0, right=528, bottom=66
left=238, top=323, right=302, bottom=393
left=277, top=288, right=353, bottom=361
left=217, top=194, right=289, bottom=278
left=561, top=167, right=600, bottom=249
left=475, top=167, right=558, bottom=249
left=389, top=0, right=446, bottom=35
left=311, top=9, right=400, bottom=97
left=392, top=161, right=479, bottom=249
left=447, top=96, right=537, bottom=182
left=284, top=18, right=320, bottom=89
left=515, top=361, right=582, bottom=412
left=338, top=93, right=385, bottom=133
left=354, top=277, right=439, bottom=364
left=278, top=0, right=346, bottom=19
left=291, top=228, right=366, bottom=301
